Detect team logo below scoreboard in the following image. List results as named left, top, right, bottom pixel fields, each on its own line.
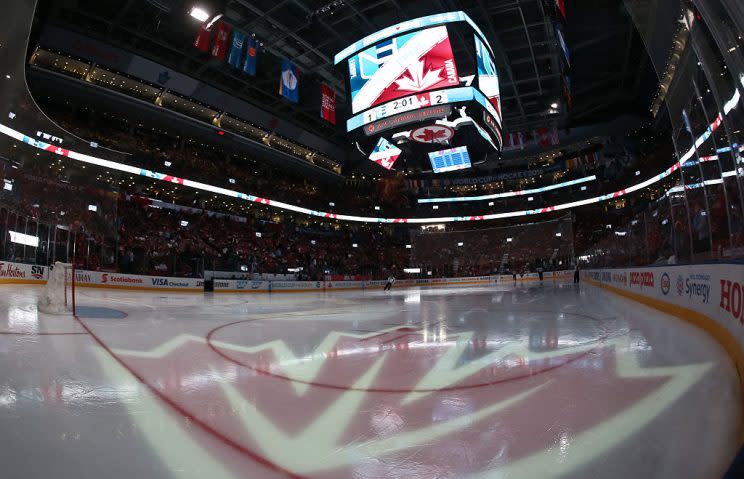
left=410, top=124, right=454, bottom=144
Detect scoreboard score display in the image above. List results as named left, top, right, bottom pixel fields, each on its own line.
left=429, top=146, right=472, bottom=174
left=335, top=12, right=503, bottom=174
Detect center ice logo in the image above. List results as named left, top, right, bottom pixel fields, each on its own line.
left=104, top=323, right=710, bottom=478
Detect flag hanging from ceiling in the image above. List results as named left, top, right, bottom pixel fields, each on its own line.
left=243, top=37, right=258, bottom=76
left=227, top=31, right=245, bottom=68
left=320, top=83, right=336, bottom=125
left=194, top=23, right=212, bottom=52
left=211, top=21, right=232, bottom=61
left=279, top=60, right=299, bottom=103
left=502, top=132, right=525, bottom=151
left=555, top=0, right=566, bottom=19
left=535, top=127, right=559, bottom=148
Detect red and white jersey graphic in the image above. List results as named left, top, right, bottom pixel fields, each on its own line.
left=369, top=137, right=402, bottom=170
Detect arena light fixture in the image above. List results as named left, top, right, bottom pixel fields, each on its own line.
left=88, top=204, right=97, bottom=212
left=352, top=243, right=358, bottom=248
left=405, top=244, right=412, bottom=249
left=180, top=220, right=189, bottom=227
left=555, top=233, right=562, bottom=237
left=404, top=268, right=422, bottom=274
left=457, top=242, right=464, bottom=246
left=255, top=232, right=262, bottom=238
left=3, top=180, right=12, bottom=191
left=189, top=6, right=210, bottom=22
left=488, top=201, right=494, bottom=206
left=506, top=237, right=512, bottom=242
left=374, top=206, right=380, bottom=211
left=311, top=240, right=317, bottom=245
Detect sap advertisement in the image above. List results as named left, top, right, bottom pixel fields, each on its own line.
left=348, top=26, right=460, bottom=114
left=475, top=35, right=501, bottom=126
left=429, top=146, right=471, bottom=173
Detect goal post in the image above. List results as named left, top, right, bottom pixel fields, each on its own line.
left=38, top=262, right=76, bottom=315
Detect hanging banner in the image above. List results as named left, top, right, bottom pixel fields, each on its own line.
left=320, top=83, right=336, bottom=125
left=211, top=21, right=232, bottom=61
left=279, top=60, right=300, bottom=103
left=535, top=127, right=559, bottom=148
left=502, top=132, right=525, bottom=151
left=227, top=31, right=245, bottom=68
left=194, top=23, right=212, bottom=52
left=243, top=37, right=258, bottom=76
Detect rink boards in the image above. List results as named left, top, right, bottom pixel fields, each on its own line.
left=584, top=264, right=744, bottom=384
left=0, top=260, right=572, bottom=293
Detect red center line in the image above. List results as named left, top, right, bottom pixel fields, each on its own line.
left=72, top=314, right=306, bottom=479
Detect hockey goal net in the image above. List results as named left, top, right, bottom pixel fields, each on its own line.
left=38, top=262, right=76, bottom=315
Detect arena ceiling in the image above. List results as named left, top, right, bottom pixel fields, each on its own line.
left=34, top=0, right=655, bottom=149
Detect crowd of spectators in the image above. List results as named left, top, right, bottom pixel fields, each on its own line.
left=0, top=158, right=410, bottom=278
left=411, top=218, right=575, bottom=277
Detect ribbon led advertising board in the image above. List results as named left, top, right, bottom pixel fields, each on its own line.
left=1, top=79, right=740, bottom=224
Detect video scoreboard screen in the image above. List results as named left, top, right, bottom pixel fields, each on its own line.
left=428, top=146, right=471, bottom=173
left=347, top=26, right=459, bottom=115
left=336, top=11, right=503, bottom=172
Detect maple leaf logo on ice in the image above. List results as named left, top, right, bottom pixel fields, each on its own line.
left=395, top=60, right=443, bottom=93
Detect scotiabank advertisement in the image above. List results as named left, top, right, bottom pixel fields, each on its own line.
left=70, top=270, right=203, bottom=290
left=585, top=264, right=744, bottom=353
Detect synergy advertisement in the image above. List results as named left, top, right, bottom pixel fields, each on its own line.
left=348, top=26, right=460, bottom=114
left=429, top=146, right=471, bottom=173
left=475, top=35, right=501, bottom=126
left=368, top=137, right=402, bottom=170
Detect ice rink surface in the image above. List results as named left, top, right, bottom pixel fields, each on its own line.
left=0, top=280, right=740, bottom=479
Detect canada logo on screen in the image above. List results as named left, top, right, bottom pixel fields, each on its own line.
left=410, top=124, right=454, bottom=144
left=350, top=26, right=459, bottom=113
